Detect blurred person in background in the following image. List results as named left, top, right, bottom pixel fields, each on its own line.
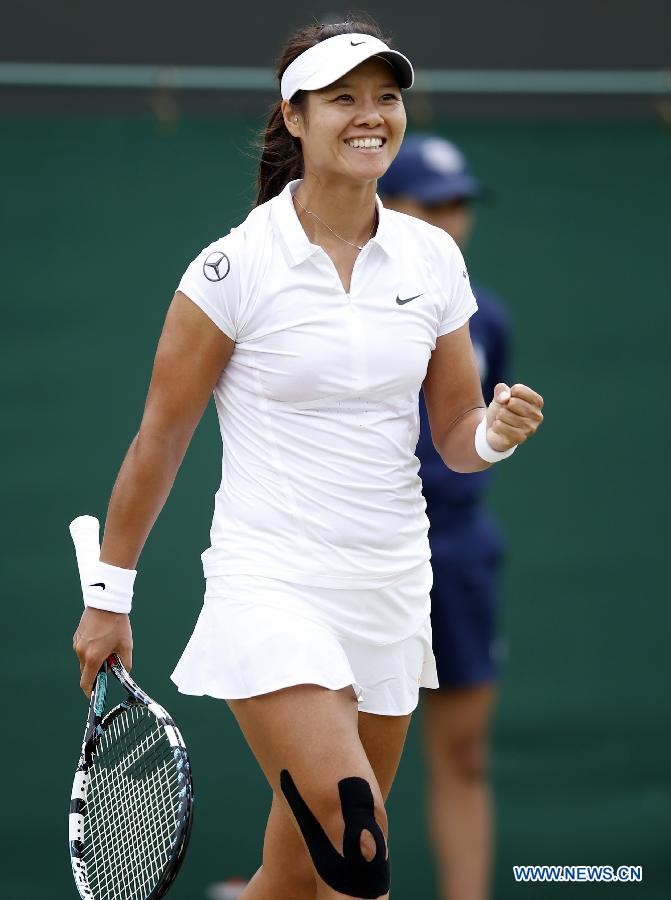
left=380, top=135, right=511, bottom=900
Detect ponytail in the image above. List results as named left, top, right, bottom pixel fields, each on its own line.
left=255, top=99, right=305, bottom=207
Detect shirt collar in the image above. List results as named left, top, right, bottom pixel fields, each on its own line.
left=270, top=179, right=396, bottom=268
left=270, top=180, right=320, bottom=268
left=369, top=195, right=396, bottom=259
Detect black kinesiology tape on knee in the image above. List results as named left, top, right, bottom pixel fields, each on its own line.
left=280, top=768, right=390, bottom=899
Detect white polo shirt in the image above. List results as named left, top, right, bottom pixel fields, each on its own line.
left=178, top=179, right=477, bottom=590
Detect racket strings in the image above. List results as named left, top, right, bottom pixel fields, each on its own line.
left=84, top=705, right=183, bottom=900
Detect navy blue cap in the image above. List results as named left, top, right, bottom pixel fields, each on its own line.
left=379, top=133, right=486, bottom=205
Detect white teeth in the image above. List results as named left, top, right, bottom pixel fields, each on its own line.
left=346, top=137, right=383, bottom=149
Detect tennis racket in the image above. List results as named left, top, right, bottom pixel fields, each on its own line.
left=69, top=516, right=194, bottom=900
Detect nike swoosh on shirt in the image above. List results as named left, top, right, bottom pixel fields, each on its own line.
left=89, top=583, right=106, bottom=589
left=396, top=294, right=423, bottom=305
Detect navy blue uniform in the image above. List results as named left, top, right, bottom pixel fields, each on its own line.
left=420, top=283, right=511, bottom=688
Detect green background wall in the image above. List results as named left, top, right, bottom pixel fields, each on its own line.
left=2, top=115, right=669, bottom=897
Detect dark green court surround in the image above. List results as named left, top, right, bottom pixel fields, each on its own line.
left=1, top=116, right=669, bottom=898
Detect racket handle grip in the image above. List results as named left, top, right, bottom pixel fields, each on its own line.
left=69, top=515, right=101, bottom=589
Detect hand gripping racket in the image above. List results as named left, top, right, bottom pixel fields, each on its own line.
left=69, top=516, right=194, bottom=900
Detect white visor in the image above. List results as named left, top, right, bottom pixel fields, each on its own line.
left=280, top=33, right=414, bottom=101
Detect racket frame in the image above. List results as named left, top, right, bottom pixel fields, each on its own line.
left=69, top=653, right=194, bottom=900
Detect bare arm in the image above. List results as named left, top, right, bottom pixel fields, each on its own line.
left=100, top=291, right=234, bottom=567
left=423, top=322, right=490, bottom=473
left=73, top=291, right=234, bottom=693
left=423, top=322, right=544, bottom=473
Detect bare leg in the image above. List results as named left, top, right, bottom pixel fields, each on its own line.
left=422, top=684, right=497, bottom=900
left=357, top=709, right=412, bottom=800
left=230, top=685, right=411, bottom=900
left=241, top=794, right=317, bottom=899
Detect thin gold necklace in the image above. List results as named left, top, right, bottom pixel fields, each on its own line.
left=293, top=194, right=377, bottom=252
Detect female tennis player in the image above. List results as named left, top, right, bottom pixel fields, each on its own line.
left=72, top=19, right=543, bottom=900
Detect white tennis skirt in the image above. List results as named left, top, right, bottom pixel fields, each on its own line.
left=171, top=566, right=439, bottom=716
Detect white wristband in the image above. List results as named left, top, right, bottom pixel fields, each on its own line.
left=474, top=415, right=517, bottom=464
left=83, top=560, right=136, bottom=614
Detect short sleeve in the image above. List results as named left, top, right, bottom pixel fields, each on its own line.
left=177, top=233, right=242, bottom=341
left=432, top=236, right=479, bottom=337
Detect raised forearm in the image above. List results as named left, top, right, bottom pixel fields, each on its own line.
left=434, top=407, right=490, bottom=473
left=100, top=427, right=190, bottom=569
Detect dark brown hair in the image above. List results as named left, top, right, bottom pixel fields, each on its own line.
left=254, top=18, right=391, bottom=207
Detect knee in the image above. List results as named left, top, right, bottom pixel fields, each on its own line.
left=339, top=794, right=387, bottom=863
left=358, top=815, right=386, bottom=863
left=443, top=734, right=489, bottom=783
left=308, top=775, right=388, bottom=851
left=281, top=769, right=390, bottom=898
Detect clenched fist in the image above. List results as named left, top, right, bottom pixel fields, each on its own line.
left=486, top=382, right=544, bottom=453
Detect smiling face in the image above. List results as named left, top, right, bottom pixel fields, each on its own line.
left=283, top=56, right=407, bottom=186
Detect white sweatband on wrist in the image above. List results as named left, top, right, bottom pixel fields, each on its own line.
left=83, top=560, right=136, bottom=614
left=475, top=415, right=517, bottom=464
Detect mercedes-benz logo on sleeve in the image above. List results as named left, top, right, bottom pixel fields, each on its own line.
left=203, top=251, right=230, bottom=282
